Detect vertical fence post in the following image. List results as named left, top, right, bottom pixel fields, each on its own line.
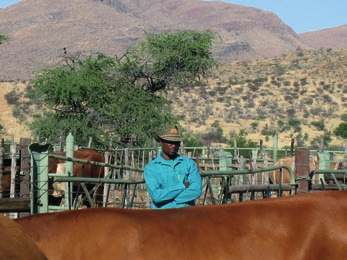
left=65, top=133, right=74, bottom=210
left=344, top=142, right=347, bottom=191
left=233, top=139, right=238, bottom=160
left=295, top=147, right=310, bottom=193
left=103, top=151, right=110, bottom=207
left=19, top=138, right=31, bottom=217
left=29, top=143, right=50, bottom=214
left=273, top=133, right=278, bottom=165
left=122, top=148, right=129, bottom=207
left=145, top=150, right=152, bottom=208
left=240, top=156, right=247, bottom=201
left=0, top=138, right=3, bottom=198
left=9, top=137, right=17, bottom=218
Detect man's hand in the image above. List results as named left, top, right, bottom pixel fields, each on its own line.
left=184, top=182, right=190, bottom=188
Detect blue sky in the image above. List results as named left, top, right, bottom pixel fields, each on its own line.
left=223, top=0, right=347, bottom=33
left=1, top=0, right=346, bottom=33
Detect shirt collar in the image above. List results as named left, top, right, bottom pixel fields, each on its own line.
left=156, top=152, right=183, bottom=165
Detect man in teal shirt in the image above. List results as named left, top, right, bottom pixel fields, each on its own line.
left=144, top=126, right=202, bottom=209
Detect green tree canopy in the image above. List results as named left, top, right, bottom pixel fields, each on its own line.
left=227, top=136, right=258, bottom=158
left=27, top=30, right=218, bottom=147
left=116, top=30, right=219, bottom=92
left=334, top=122, right=347, bottom=139
left=0, top=33, right=8, bottom=44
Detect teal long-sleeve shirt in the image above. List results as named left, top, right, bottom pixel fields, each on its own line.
left=144, top=153, right=202, bottom=209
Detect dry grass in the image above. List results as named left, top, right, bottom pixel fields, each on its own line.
left=0, top=48, right=346, bottom=148
left=170, top=48, right=347, bottom=148
left=0, top=82, right=32, bottom=142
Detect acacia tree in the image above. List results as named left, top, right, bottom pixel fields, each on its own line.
left=27, top=53, right=173, bottom=147
left=27, top=30, right=218, bottom=147
left=117, top=30, right=219, bottom=92
left=0, top=33, right=8, bottom=44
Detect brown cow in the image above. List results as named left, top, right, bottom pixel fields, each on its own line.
left=272, top=156, right=315, bottom=185
left=1, top=172, right=21, bottom=198
left=48, top=148, right=105, bottom=207
left=1, top=158, right=22, bottom=198
left=272, top=156, right=343, bottom=185
left=16, top=191, right=347, bottom=260
left=0, top=214, right=48, bottom=259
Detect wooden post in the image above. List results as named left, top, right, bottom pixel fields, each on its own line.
left=233, top=139, right=238, bottom=160
left=19, top=138, right=31, bottom=217
left=295, top=147, right=310, bottom=193
left=0, top=138, right=4, bottom=198
left=0, top=198, right=30, bottom=212
left=103, top=151, right=110, bottom=207
left=152, top=139, right=157, bottom=158
left=9, top=137, right=17, bottom=219
left=240, top=156, right=247, bottom=201
left=88, top=136, right=92, bottom=148
left=111, top=151, right=117, bottom=202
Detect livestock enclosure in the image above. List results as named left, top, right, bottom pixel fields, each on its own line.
left=0, top=134, right=347, bottom=217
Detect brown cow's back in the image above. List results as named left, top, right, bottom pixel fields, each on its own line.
left=16, top=191, right=347, bottom=260
left=0, top=214, right=48, bottom=259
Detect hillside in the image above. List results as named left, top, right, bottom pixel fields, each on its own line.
left=0, top=0, right=306, bottom=81
left=0, top=48, right=346, bottom=149
left=172, top=48, right=347, bottom=148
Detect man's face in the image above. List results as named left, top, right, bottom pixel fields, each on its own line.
left=160, top=139, right=181, bottom=160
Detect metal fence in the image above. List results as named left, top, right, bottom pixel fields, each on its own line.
left=1, top=134, right=347, bottom=217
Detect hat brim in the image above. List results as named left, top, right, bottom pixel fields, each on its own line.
left=160, top=137, right=181, bottom=142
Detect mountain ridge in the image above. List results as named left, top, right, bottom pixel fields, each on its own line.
left=0, top=0, right=309, bottom=81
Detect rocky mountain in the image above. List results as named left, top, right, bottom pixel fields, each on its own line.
left=299, top=25, right=347, bottom=50
left=0, top=0, right=309, bottom=81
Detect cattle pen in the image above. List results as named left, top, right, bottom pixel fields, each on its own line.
left=0, top=133, right=346, bottom=216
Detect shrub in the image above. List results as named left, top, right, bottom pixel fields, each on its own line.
left=261, top=128, right=277, bottom=136
left=229, top=78, right=242, bottom=85
left=211, top=120, right=220, bottom=128
left=227, top=136, right=258, bottom=158
left=293, top=81, right=300, bottom=87
left=334, top=122, right=347, bottom=138
left=255, top=115, right=267, bottom=120
left=12, top=107, right=21, bottom=118
left=201, top=128, right=225, bottom=143
left=304, top=98, right=314, bottom=105
left=311, top=120, right=325, bottom=131
left=250, top=122, right=259, bottom=129
left=340, top=114, right=347, bottom=122
left=300, top=78, right=308, bottom=86
left=288, top=118, right=301, bottom=128
left=277, top=120, right=285, bottom=128
left=183, top=133, right=204, bottom=147
left=323, top=94, right=333, bottom=103
left=283, top=80, right=291, bottom=86
left=286, top=108, right=297, bottom=118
